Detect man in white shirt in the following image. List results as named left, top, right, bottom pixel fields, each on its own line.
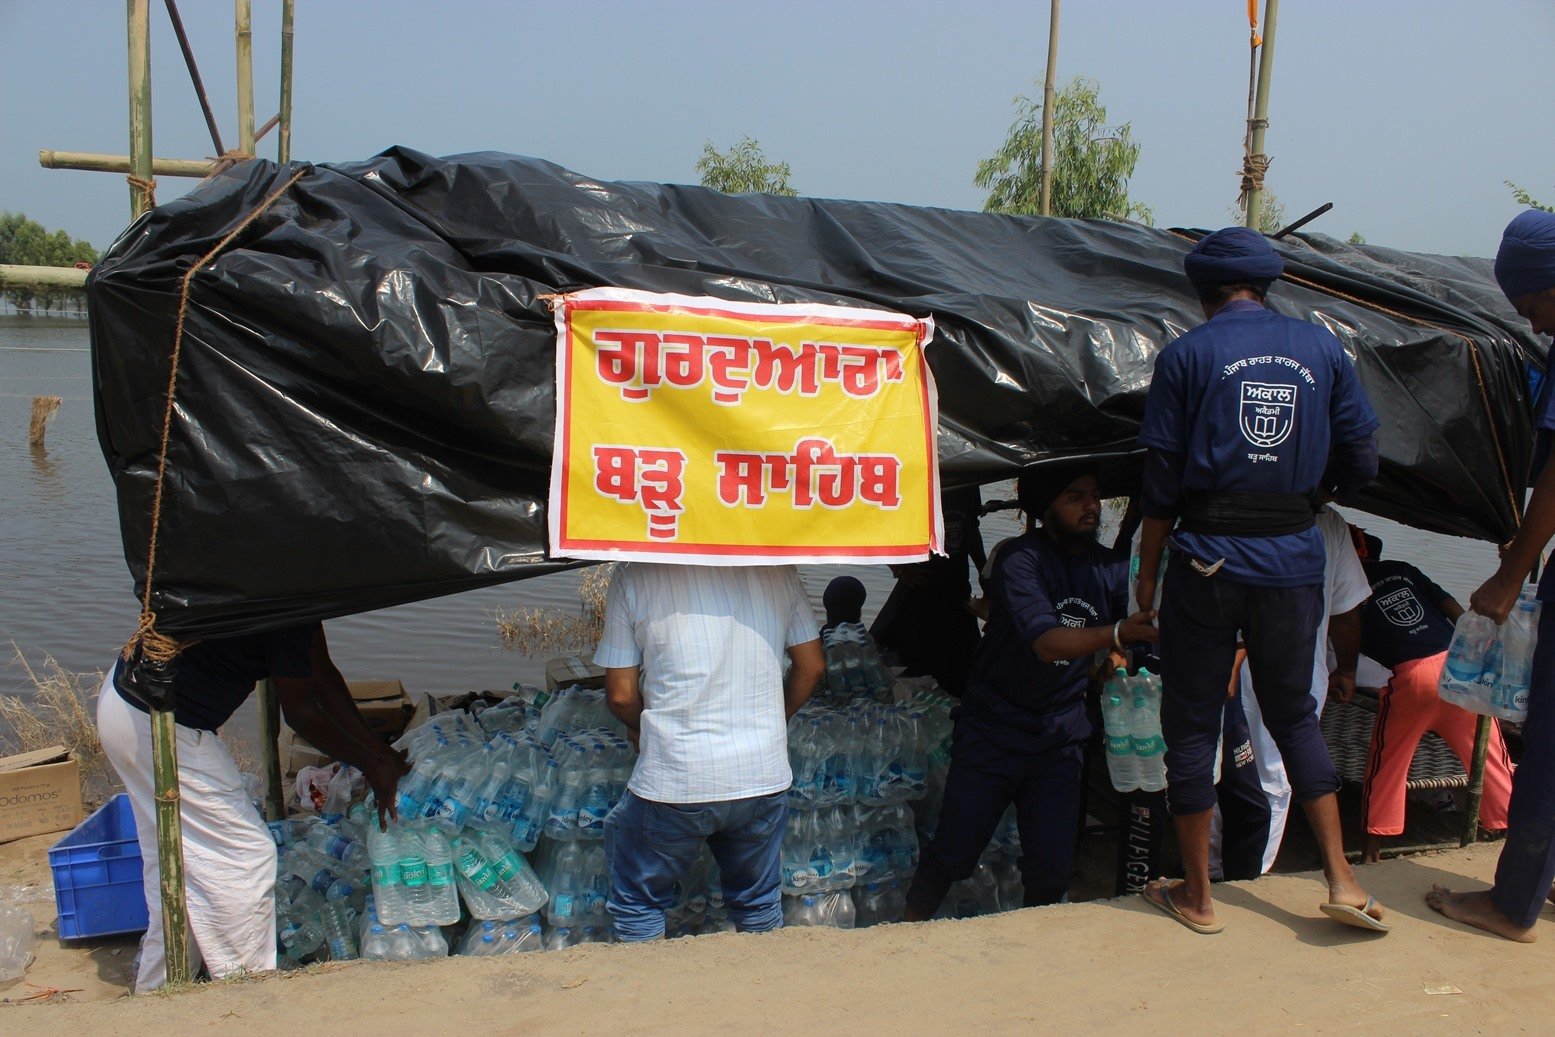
left=594, top=562, right=825, bottom=941
left=1214, top=505, right=1372, bottom=877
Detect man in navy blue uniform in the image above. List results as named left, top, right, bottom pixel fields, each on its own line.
left=903, top=463, right=1157, bottom=919
left=1134, top=227, right=1386, bottom=934
left=1428, top=209, right=1555, bottom=942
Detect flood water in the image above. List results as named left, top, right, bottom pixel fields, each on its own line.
left=0, top=313, right=1502, bottom=742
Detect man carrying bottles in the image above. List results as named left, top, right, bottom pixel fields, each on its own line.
left=903, top=463, right=1157, bottom=919
left=1427, top=210, right=1555, bottom=941
left=1134, top=227, right=1387, bottom=934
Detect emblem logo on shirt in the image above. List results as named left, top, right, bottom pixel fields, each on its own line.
left=1055, top=596, right=1100, bottom=630
left=1238, top=381, right=1298, bottom=449
left=1376, top=587, right=1425, bottom=628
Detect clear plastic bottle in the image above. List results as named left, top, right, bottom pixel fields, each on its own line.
left=479, top=831, right=549, bottom=915
left=1442, top=612, right=1497, bottom=713
left=1130, top=669, right=1167, bottom=793
left=544, top=925, right=579, bottom=952
left=421, top=828, right=462, bottom=926
left=367, top=824, right=406, bottom=925
left=1101, top=668, right=1138, bottom=792
left=1498, top=599, right=1538, bottom=721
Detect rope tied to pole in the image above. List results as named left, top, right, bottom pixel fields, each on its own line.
left=121, top=167, right=309, bottom=665
left=1239, top=152, right=1271, bottom=208
left=127, top=174, right=157, bottom=211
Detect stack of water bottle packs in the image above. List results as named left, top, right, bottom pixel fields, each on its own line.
left=817, top=622, right=897, bottom=703
left=1439, top=588, right=1540, bottom=723
left=1099, top=667, right=1167, bottom=793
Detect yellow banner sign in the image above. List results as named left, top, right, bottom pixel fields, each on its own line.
left=549, top=288, right=942, bottom=564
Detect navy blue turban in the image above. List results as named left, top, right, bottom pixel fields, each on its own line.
left=1183, top=226, right=1284, bottom=292
left=1494, top=210, right=1555, bottom=302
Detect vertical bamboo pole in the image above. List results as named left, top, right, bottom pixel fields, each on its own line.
left=278, top=0, right=295, bottom=164
left=236, top=0, right=255, bottom=156
left=126, top=0, right=154, bottom=218
left=129, top=0, right=191, bottom=989
left=1244, top=0, right=1279, bottom=231
left=1038, top=0, right=1060, bottom=216
left=150, top=708, right=190, bottom=985
left=257, top=678, right=286, bottom=822
left=1462, top=714, right=1493, bottom=847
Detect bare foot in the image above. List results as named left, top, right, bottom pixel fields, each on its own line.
left=1426, top=884, right=1535, bottom=943
left=1360, top=834, right=1383, bottom=865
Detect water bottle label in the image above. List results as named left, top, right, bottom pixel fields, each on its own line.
left=310, top=870, right=335, bottom=896
left=492, top=852, right=523, bottom=882
left=428, top=862, right=455, bottom=889
left=457, top=848, right=501, bottom=890
left=372, top=862, right=401, bottom=886
left=399, top=858, right=428, bottom=887
left=1107, top=734, right=1132, bottom=756
left=1134, top=735, right=1164, bottom=757
left=553, top=893, right=575, bottom=918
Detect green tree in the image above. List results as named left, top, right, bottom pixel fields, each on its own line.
left=695, top=137, right=798, bottom=196
left=974, top=76, right=1152, bottom=224
left=1347, top=231, right=1367, bottom=246
left=1507, top=180, right=1553, bottom=213
left=1228, top=190, right=1287, bottom=235
left=0, top=212, right=98, bottom=313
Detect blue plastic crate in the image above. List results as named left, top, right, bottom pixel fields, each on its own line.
left=48, top=793, right=148, bottom=940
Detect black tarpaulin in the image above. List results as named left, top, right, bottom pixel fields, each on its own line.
left=88, top=148, right=1544, bottom=640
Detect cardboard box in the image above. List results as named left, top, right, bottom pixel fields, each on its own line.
left=0, top=745, right=84, bottom=844
left=346, top=679, right=414, bottom=738
left=545, top=654, right=607, bottom=692
left=277, top=728, right=331, bottom=781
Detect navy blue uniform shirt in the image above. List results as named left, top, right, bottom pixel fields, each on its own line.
left=959, top=530, right=1127, bottom=750
left=1359, top=560, right=1454, bottom=668
left=1138, top=300, right=1379, bottom=586
left=115, top=623, right=318, bottom=731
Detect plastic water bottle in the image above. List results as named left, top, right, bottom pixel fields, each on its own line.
left=366, top=825, right=406, bottom=925
left=1498, top=599, right=1538, bottom=721
left=410, top=924, right=449, bottom=958
left=422, top=828, right=461, bottom=925
left=1101, top=669, right=1138, bottom=792
left=306, top=824, right=368, bottom=870
left=479, top=832, right=549, bottom=915
left=1131, top=670, right=1166, bottom=793
left=318, top=901, right=358, bottom=961
left=544, top=926, right=579, bottom=952
left=1443, top=611, right=1497, bottom=712
left=504, top=921, right=544, bottom=954
left=396, top=828, right=432, bottom=925
left=278, top=912, right=325, bottom=962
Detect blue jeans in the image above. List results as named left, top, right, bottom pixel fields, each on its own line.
left=604, top=789, right=788, bottom=941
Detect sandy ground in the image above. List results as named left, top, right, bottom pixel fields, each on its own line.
left=4, top=836, right=1554, bottom=1035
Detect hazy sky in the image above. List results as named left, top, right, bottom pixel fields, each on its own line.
left=2, top=1, right=1551, bottom=258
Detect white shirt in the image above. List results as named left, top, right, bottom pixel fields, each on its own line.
left=593, top=563, right=820, bottom=804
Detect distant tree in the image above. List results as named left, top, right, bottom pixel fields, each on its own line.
left=1506, top=180, right=1553, bottom=213
left=1347, top=231, right=1367, bottom=245
left=1228, top=190, right=1287, bottom=236
left=695, top=137, right=798, bottom=196
left=0, top=212, right=98, bottom=313
left=974, top=76, right=1152, bottom=224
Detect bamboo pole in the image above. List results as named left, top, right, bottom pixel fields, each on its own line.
left=1462, top=714, right=1493, bottom=847
left=129, top=0, right=190, bottom=987
left=1038, top=0, right=1060, bottom=216
left=0, top=265, right=90, bottom=290
left=1243, top=0, right=1279, bottom=231
left=40, top=150, right=214, bottom=177
left=235, top=0, right=255, bottom=156
left=257, top=678, right=286, bottom=822
left=127, top=0, right=154, bottom=217
left=279, top=0, right=295, bottom=164
left=150, top=707, right=190, bottom=985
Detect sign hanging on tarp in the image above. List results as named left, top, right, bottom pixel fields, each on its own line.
left=548, top=288, right=942, bottom=564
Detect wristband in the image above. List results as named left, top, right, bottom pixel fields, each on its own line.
left=1113, top=620, right=1124, bottom=652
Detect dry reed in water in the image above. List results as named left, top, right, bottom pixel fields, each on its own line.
left=1, top=644, right=117, bottom=803
left=495, top=563, right=613, bottom=658
left=28, top=396, right=62, bottom=448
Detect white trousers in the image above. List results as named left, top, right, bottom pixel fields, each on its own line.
left=96, top=675, right=277, bottom=992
